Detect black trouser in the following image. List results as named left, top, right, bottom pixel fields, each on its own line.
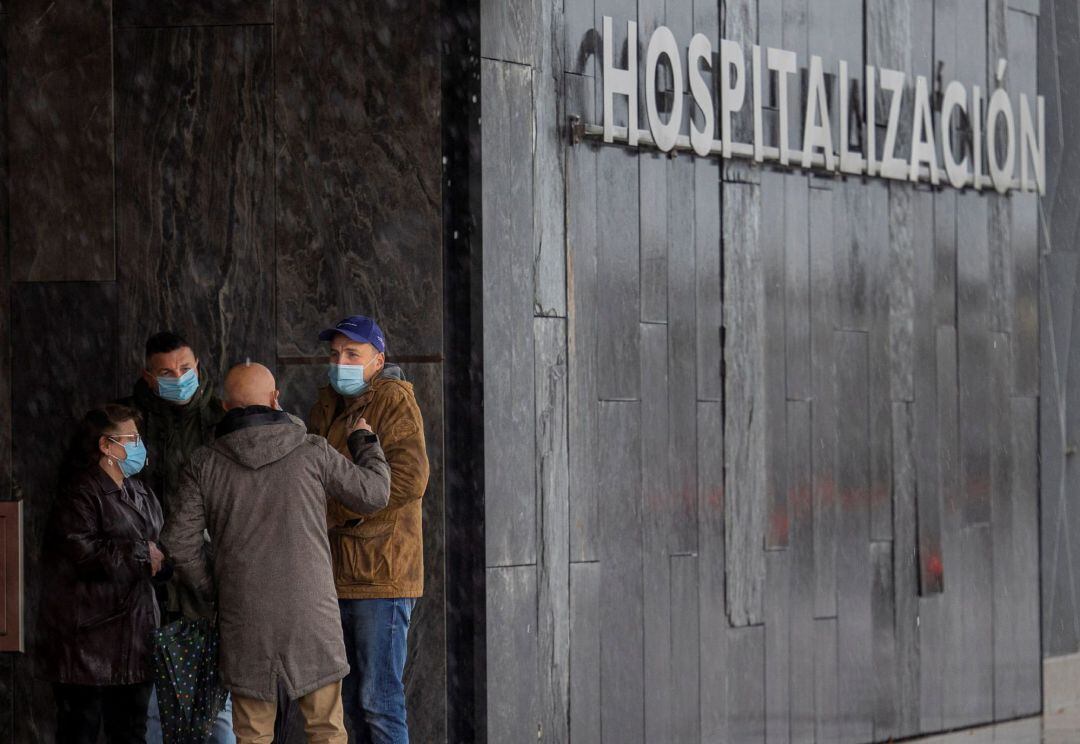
left=53, top=682, right=153, bottom=744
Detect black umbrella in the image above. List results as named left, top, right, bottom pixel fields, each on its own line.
left=151, top=617, right=229, bottom=744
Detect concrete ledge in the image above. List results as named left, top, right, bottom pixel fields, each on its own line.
left=1044, top=651, right=1080, bottom=712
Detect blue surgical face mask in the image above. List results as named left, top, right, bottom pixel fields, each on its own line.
left=328, top=363, right=368, bottom=397
left=110, top=438, right=147, bottom=478
left=155, top=368, right=199, bottom=403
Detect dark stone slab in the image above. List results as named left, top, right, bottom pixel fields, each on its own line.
left=990, top=332, right=1021, bottom=719
left=670, top=555, right=700, bottom=744
left=764, top=550, right=791, bottom=744
left=834, top=183, right=869, bottom=333
left=532, top=0, right=567, bottom=319
left=943, top=524, right=994, bottom=729
left=834, top=330, right=874, bottom=743
left=0, top=9, right=9, bottom=504
left=867, top=183, right=894, bottom=543
left=786, top=401, right=815, bottom=744
left=762, top=173, right=789, bottom=550
left=481, top=0, right=540, bottom=66
left=871, top=540, right=899, bottom=741
left=724, top=182, right=765, bottom=626
left=810, top=186, right=838, bottom=618
left=595, top=145, right=640, bottom=401
left=887, top=185, right=915, bottom=406
left=115, top=0, right=272, bottom=26
left=987, top=195, right=1014, bottom=335
left=784, top=176, right=810, bottom=403
left=535, top=318, right=570, bottom=744
left=695, top=159, right=722, bottom=402
left=912, top=189, right=944, bottom=597
left=12, top=281, right=120, bottom=744
left=640, top=323, right=672, bottom=742
left=569, top=562, right=601, bottom=743
left=1039, top=252, right=1076, bottom=646
left=115, top=25, right=275, bottom=385
left=728, top=626, right=765, bottom=742
left=1008, top=8, right=1039, bottom=396
left=667, top=156, right=698, bottom=553
left=397, top=362, right=447, bottom=744
left=956, top=191, right=992, bottom=526
left=481, top=58, right=537, bottom=568
left=891, top=403, right=921, bottom=738
left=937, top=326, right=961, bottom=524
left=697, top=401, right=727, bottom=741
left=8, top=0, right=113, bottom=281
left=564, top=0, right=596, bottom=78
left=275, top=0, right=442, bottom=360
left=721, top=1, right=758, bottom=180
left=565, top=74, right=600, bottom=563
left=813, top=618, right=839, bottom=742
left=598, top=401, right=643, bottom=744
left=1043, top=1, right=1080, bottom=256
left=918, top=594, right=946, bottom=732
left=1010, top=396, right=1041, bottom=715
left=486, top=565, right=539, bottom=742
left=639, top=154, right=668, bottom=324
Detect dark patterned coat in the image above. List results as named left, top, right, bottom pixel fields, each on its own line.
left=38, top=467, right=165, bottom=685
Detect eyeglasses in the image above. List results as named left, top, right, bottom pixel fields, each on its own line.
left=108, top=434, right=142, bottom=446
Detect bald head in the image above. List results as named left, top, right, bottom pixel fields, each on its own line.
left=223, top=362, right=280, bottom=410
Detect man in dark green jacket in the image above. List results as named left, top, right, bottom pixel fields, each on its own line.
left=126, top=331, right=225, bottom=517
left=124, top=330, right=233, bottom=744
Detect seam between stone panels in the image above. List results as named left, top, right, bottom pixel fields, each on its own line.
left=114, top=22, right=276, bottom=30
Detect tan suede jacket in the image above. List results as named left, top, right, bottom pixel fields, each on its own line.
left=308, top=365, right=429, bottom=599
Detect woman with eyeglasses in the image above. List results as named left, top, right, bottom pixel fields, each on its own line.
left=38, top=403, right=170, bottom=743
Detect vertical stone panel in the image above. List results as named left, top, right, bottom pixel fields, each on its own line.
left=11, top=282, right=119, bottom=744
left=480, top=59, right=537, bottom=568
left=535, top=318, right=570, bottom=744
left=115, top=0, right=273, bottom=26
left=275, top=0, right=442, bottom=360
left=115, top=25, right=275, bottom=385
left=724, top=182, right=765, bottom=627
left=8, top=0, right=113, bottom=281
left=598, top=400, right=643, bottom=744
left=486, top=565, right=539, bottom=742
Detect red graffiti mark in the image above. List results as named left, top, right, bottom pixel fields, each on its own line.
left=926, top=553, right=944, bottom=578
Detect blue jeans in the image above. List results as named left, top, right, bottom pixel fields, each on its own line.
left=339, top=598, right=416, bottom=744
left=146, top=686, right=235, bottom=744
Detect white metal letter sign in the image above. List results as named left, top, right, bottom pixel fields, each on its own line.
left=571, top=17, right=1046, bottom=195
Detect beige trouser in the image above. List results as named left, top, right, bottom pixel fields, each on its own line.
left=231, top=680, right=347, bottom=744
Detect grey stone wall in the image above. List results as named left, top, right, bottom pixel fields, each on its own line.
left=480, top=0, right=1044, bottom=741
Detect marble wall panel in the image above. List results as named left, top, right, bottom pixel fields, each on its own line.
left=115, top=0, right=273, bottom=26
left=275, top=0, right=442, bottom=360
left=11, top=282, right=120, bottom=744
left=114, top=25, right=275, bottom=387
left=8, top=0, right=113, bottom=281
left=398, top=361, right=447, bottom=744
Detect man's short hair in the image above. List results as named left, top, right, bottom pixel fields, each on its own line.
left=145, top=331, right=192, bottom=359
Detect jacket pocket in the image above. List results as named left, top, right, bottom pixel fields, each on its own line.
left=330, top=519, right=395, bottom=586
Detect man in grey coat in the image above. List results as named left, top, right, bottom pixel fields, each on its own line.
left=164, top=362, right=390, bottom=744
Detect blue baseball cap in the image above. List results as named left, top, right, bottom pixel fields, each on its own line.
left=318, top=315, right=386, bottom=353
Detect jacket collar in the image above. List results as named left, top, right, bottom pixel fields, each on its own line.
left=88, top=465, right=123, bottom=495
left=215, top=406, right=293, bottom=438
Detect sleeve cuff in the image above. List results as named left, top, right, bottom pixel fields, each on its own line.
left=347, top=430, right=380, bottom=460
left=132, top=540, right=151, bottom=565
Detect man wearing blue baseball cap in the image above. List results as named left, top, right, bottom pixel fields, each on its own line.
left=308, top=315, right=429, bottom=744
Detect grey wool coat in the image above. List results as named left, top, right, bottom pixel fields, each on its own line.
left=162, top=407, right=390, bottom=701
